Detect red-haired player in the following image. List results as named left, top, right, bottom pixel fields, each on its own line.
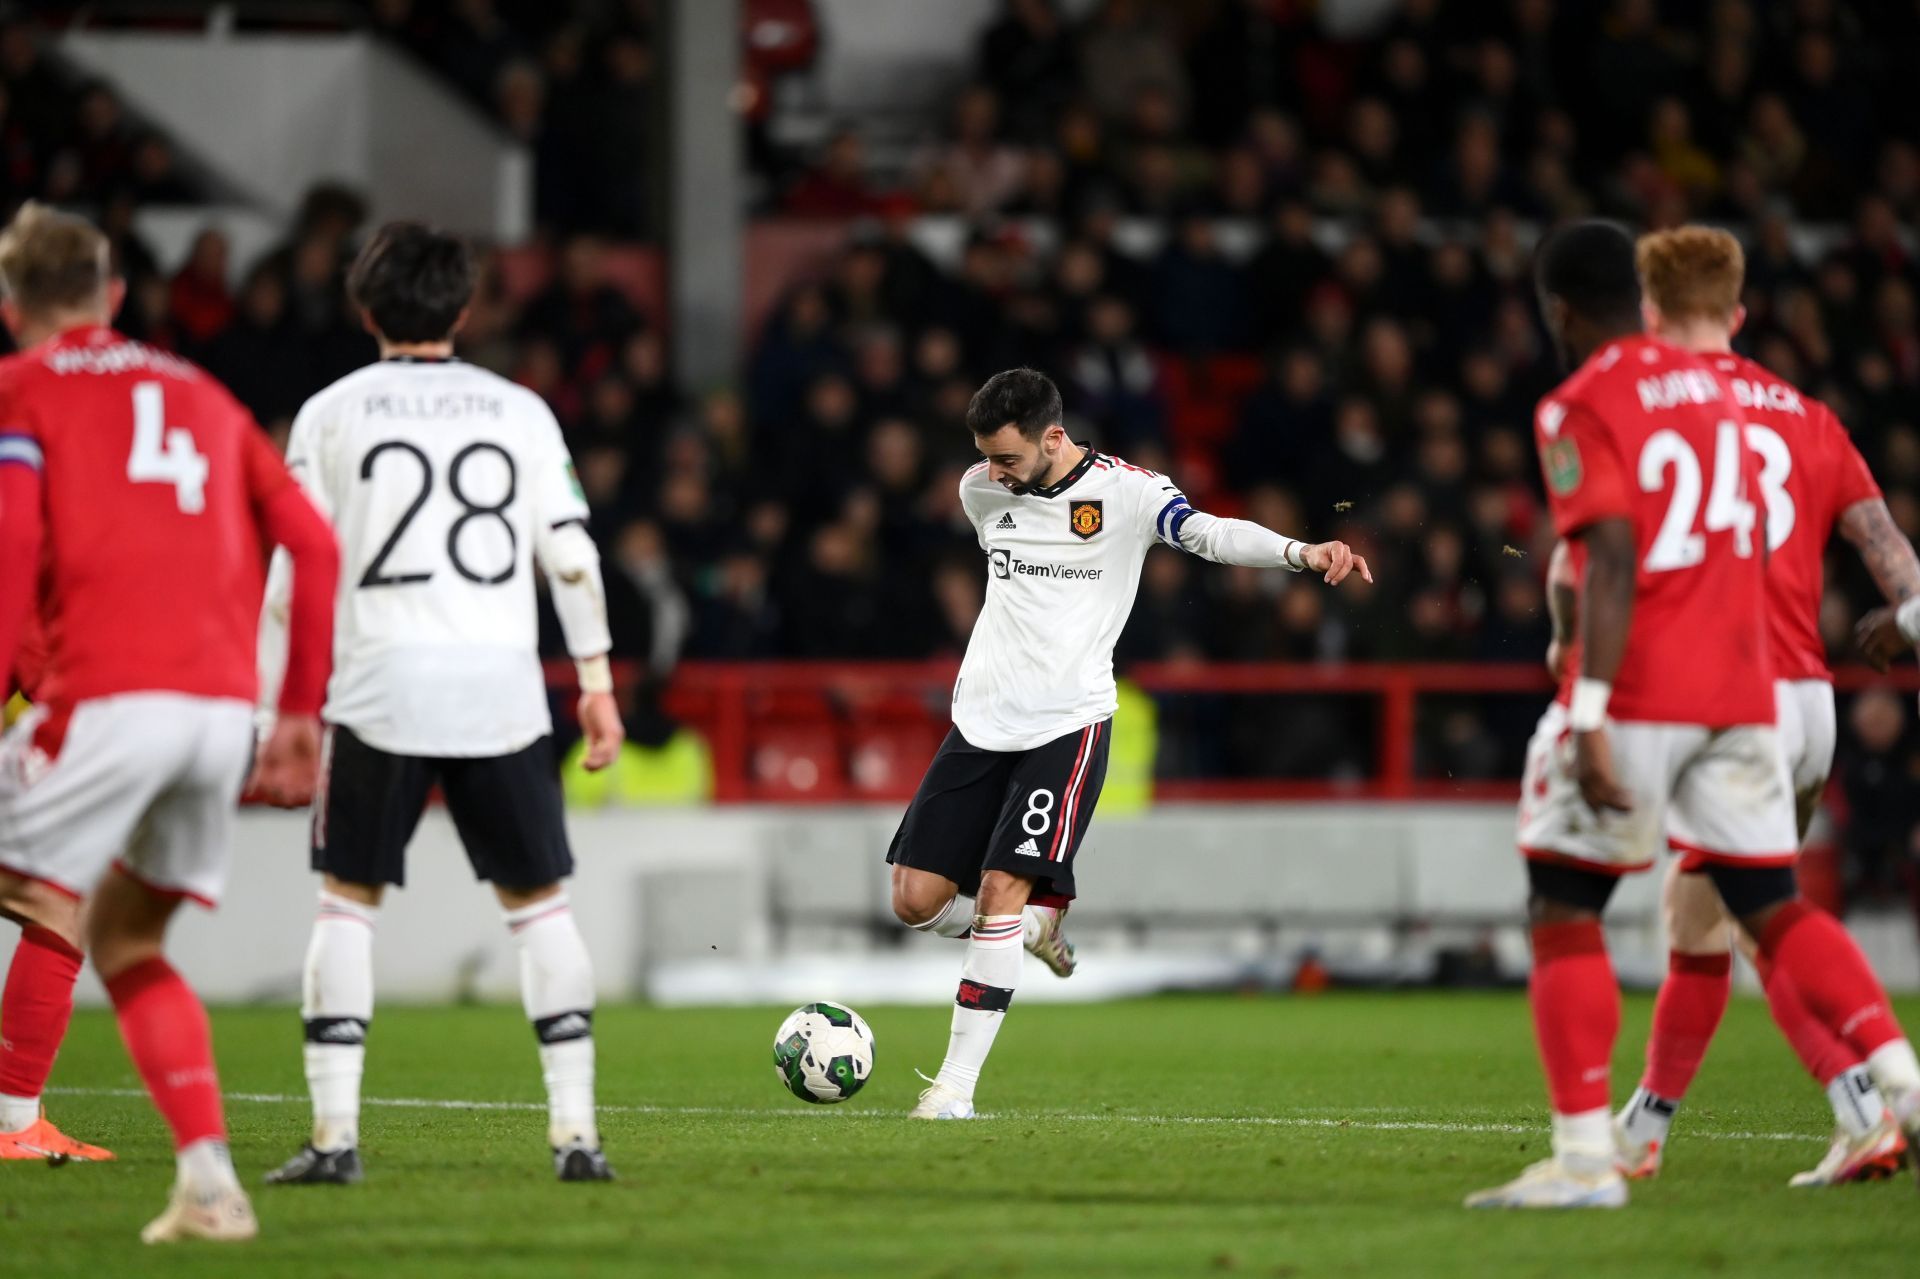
left=1470, top=221, right=1917, bottom=1209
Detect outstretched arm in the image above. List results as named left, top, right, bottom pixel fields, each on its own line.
left=1844, top=498, right=1920, bottom=669
left=1175, top=510, right=1373, bottom=585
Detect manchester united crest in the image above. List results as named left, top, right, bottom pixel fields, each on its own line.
left=1069, top=499, right=1103, bottom=540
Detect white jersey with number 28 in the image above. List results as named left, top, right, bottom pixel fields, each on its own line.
left=272, top=357, right=591, bottom=757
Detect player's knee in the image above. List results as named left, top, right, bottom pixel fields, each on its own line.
left=1525, top=861, right=1616, bottom=922
left=494, top=880, right=562, bottom=913
left=1663, top=869, right=1734, bottom=955
left=1704, top=864, right=1799, bottom=940
left=85, top=908, right=161, bottom=983
left=977, top=870, right=1034, bottom=915
left=1526, top=894, right=1601, bottom=925
left=1665, top=901, right=1734, bottom=954
left=0, top=874, right=82, bottom=948
left=323, top=874, right=385, bottom=908
left=890, top=874, right=950, bottom=927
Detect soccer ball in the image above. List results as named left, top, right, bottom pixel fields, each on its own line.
left=772, top=1001, right=875, bottom=1104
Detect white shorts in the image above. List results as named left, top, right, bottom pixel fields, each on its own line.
left=0, top=693, right=253, bottom=907
left=1517, top=701, right=1798, bottom=874
left=1670, top=678, right=1834, bottom=870
left=1773, top=678, right=1837, bottom=807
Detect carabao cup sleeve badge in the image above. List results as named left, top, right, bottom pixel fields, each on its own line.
left=1070, top=500, right=1103, bottom=539
left=1543, top=438, right=1582, bottom=496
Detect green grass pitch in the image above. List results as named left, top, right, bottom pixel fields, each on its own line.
left=5, top=993, right=1919, bottom=1277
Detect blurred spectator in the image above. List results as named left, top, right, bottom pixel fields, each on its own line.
left=1065, top=294, right=1164, bottom=452
left=204, top=264, right=310, bottom=431
left=519, top=236, right=646, bottom=387
left=1077, top=0, right=1188, bottom=131
left=1838, top=691, right=1920, bottom=929
left=913, top=85, right=1027, bottom=219
left=167, top=229, right=234, bottom=350
left=976, top=0, right=1073, bottom=141
left=784, top=129, right=889, bottom=219
left=1152, top=216, right=1250, bottom=353
left=589, top=28, right=653, bottom=236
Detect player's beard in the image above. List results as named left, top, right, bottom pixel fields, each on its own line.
left=1004, top=454, right=1051, bottom=496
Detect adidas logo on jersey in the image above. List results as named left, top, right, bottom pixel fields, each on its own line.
left=996, top=513, right=1017, bottom=529
left=1014, top=838, right=1041, bottom=857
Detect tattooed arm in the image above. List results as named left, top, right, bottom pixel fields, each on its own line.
left=1844, top=498, right=1920, bottom=669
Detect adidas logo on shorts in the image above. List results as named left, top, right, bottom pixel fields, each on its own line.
left=1014, top=837, right=1041, bottom=857
left=996, top=513, right=1017, bottom=529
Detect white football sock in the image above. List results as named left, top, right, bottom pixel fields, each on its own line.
left=176, top=1137, right=240, bottom=1195
left=1619, top=1085, right=1677, bottom=1149
left=1550, top=1107, right=1614, bottom=1166
left=505, top=893, right=599, bottom=1148
left=1867, top=1039, right=1920, bottom=1095
left=0, top=1092, right=39, bottom=1133
left=301, top=890, right=376, bottom=1152
left=909, top=894, right=975, bottom=940
left=933, top=914, right=1023, bottom=1101
left=1828, top=1064, right=1886, bottom=1139
left=1021, top=903, right=1059, bottom=948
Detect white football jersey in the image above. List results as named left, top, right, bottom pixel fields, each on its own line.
left=281, top=357, right=590, bottom=757
left=955, top=449, right=1289, bottom=752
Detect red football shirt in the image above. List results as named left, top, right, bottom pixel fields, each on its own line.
left=1537, top=335, right=1773, bottom=727
left=0, top=326, right=296, bottom=708
left=1707, top=353, right=1880, bottom=683
left=9, top=610, right=46, bottom=700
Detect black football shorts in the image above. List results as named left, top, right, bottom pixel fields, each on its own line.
left=311, top=725, right=574, bottom=891
left=885, top=721, right=1110, bottom=900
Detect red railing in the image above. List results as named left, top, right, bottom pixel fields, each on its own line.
left=548, top=660, right=1920, bottom=804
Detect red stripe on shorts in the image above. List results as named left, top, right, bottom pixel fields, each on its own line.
left=1051, top=722, right=1099, bottom=862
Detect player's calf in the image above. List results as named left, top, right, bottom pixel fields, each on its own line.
left=1469, top=866, right=1627, bottom=1206
left=1722, top=866, right=1920, bottom=1176
left=499, top=886, right=609, bottom=1176
left=271, top=885, right=377, bottom=1184
left=92, top=871, right=244, bottom=1234
left=916, top=873, right=1030, bottom=1115
left=0, top=895, right=100, bottom=1158
left=1617, top=871, right=1733, bottom=1175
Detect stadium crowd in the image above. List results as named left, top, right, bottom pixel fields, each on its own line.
left=2, top=1, right=1920, bottom=909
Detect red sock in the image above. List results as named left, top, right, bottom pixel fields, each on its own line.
left=1642, top=949, right=1731, bottom=1100
left=1759, top=900, right=1908, bottom=1061
left=1530, top=921, right=1620, bottom=1115
left=0, top=926, right=83, bottom=1102
left=1029, top=891, right=1073, bottom=910
left=1755, top=953, right=1859, bottom=1086
left=103, top=957, right=226, bottom=1150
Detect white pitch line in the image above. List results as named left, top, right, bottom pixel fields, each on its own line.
left=49, top=1087, right=1821, bottom=1144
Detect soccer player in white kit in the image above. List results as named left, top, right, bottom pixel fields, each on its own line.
left=891, top=368, right=1371, bottom=1119
left=257, top=224, right=625, bottom=1184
